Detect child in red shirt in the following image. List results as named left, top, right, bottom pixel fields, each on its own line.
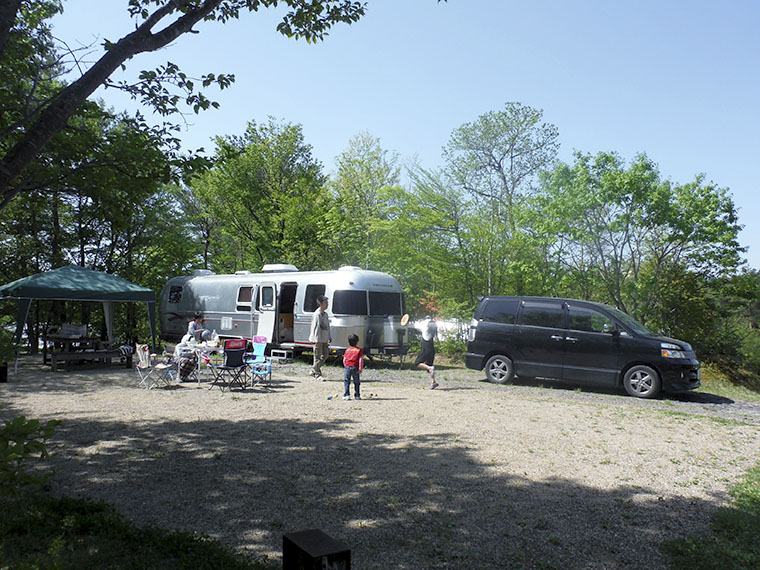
left=342, top=334, right=364, bottom=400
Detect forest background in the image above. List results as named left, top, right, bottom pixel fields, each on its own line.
left=2, top=1, right=759, bottom=380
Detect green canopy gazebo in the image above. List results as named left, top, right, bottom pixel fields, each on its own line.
left=0, top=265, right=157, bottom=363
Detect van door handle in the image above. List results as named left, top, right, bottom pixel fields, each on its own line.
left=565, top=336, right=578, bottom=343
left=551, top=335, right=564, bottom=341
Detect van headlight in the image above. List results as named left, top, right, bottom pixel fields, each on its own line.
left=661, top=343, right=687, bottom=359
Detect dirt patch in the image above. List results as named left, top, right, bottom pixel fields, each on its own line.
left=2, top=356, right=759, bottom=569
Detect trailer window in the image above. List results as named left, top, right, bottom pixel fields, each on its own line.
left=236, top=286, right=253, bottom=312
left=304, top=284, right=326, bottom=312
left=369, top=291, right=403, bottom=316
left=333, top=290, right=368, bottom=315
left=259, top=285, right=275, bottom=309
left=168, top=286, right=182, bottom=304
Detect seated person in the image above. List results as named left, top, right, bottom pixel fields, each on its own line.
left=186, top=313, right=212, bottom=342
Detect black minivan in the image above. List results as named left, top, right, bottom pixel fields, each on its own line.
left=465, top=296, right=700, bottom=398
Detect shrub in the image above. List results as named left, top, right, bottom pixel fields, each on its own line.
left=0, top=416, right=61, bottom=495
left=437, top=334, right=467, bottom=362
left=739, top=329, right=760, bottom=375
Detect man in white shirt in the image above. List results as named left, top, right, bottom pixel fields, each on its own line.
left=308, top=295, right=331, bottom=380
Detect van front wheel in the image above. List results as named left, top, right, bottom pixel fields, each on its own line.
left=623, top=365, right=661, bottom=398
left=485, top=355, right=514, bottom=384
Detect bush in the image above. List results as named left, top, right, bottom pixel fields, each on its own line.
left=0, top=416, right=61, bottom=495
left=739, top=329, right=760, bottom=375
left=437, top=334, right=467, bottom=362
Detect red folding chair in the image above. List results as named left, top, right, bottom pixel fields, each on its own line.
left=208, top=338, right=248, bottom=392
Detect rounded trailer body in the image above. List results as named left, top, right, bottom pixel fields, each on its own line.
left=159, top=265, right=408, bottom=357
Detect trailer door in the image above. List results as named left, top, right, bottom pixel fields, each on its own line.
left=255, top=281, right=277, bottom=342
left=234, top=284, right=257, bottom=339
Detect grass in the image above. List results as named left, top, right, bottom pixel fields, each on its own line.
left=698, top=362, right=760, bottom=403
left=0, top=491, right=278, bottom=570
left=662, top=462, right=760, bottom=569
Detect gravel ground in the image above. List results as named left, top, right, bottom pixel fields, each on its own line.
left=2, top=355, right=759, bottom=569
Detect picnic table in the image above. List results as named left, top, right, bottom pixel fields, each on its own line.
left=50, top=347, right=132, bottom=371
left=43, top=323, right=132, bottom=371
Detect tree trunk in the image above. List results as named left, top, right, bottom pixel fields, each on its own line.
left=0, top=0, right=22, bottom=57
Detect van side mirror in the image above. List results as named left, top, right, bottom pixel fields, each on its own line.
left=603, top=323, right=619, bottom=336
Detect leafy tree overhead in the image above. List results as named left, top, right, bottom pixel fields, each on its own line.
left=324, top=132, right=402, bottom=268
left=190, top=118, right=328, bottom=271
left=0, top=97, right=194, bottom=345
left=538, top=151, right=744, bottom=318
left=0, top=101, right=181, bottom=278
left=0, top=0, right=370, bottom=209
left=441, top=102, right=560, bottom=296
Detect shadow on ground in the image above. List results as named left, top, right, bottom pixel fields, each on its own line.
left=0, top=365, right=728, bottom=570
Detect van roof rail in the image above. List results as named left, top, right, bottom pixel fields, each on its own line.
left=193, top=269, right=215, bottom=276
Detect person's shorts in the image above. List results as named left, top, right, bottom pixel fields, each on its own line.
left=415, top=339, right=435, bottom=367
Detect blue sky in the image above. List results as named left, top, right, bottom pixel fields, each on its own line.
left=51, top=1, right=760, bottom=268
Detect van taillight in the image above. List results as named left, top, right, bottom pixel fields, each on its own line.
left=468, top=323, right=477, bottom=342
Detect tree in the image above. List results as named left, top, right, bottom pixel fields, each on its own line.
left=0, top=99, right=194, bottom=345
left=437, top=103, right=560, bottom=296
left=324, top=132, right=401, bottom=268
left=538, top=151, right=744, bottom=319
left=0, top=0, right=368, bottom=208
left=190, top=118, right=327, bottom=271
left=443, top=102, right=559, bottom=232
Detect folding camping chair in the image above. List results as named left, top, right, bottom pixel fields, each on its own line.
left=245, top=340, right=272, bottom=388
left=208, top=338, right=248, bottom=392
left=135, top=344, right=173, bottom=389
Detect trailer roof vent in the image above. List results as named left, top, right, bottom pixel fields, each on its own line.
left=262, top=263, right=299, bottom=273
left=193, top=269, right=215, bottom=277
left=235, top=270, right=252, bottom=275
left=339, top=265, right=362, bottom=271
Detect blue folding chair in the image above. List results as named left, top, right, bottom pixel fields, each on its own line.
left=246, top=341, right=272, bottom=388
left=208, top=338, right=248, bottom=392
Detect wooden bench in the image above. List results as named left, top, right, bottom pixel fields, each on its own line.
left=51, top=349, right=132, bottom=372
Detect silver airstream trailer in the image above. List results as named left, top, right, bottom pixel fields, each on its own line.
left=159, top=264, right=409, bottom=357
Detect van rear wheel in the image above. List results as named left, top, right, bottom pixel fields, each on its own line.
left=485, top=355, right=514, bottom=384
left=623, top=365, right=661, bottom=398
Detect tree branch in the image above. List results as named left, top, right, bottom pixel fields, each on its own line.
left=0, top=0, right=223, bottom=203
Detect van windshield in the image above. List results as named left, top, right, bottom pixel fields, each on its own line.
left=604, top=305, right=653, bottom=336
